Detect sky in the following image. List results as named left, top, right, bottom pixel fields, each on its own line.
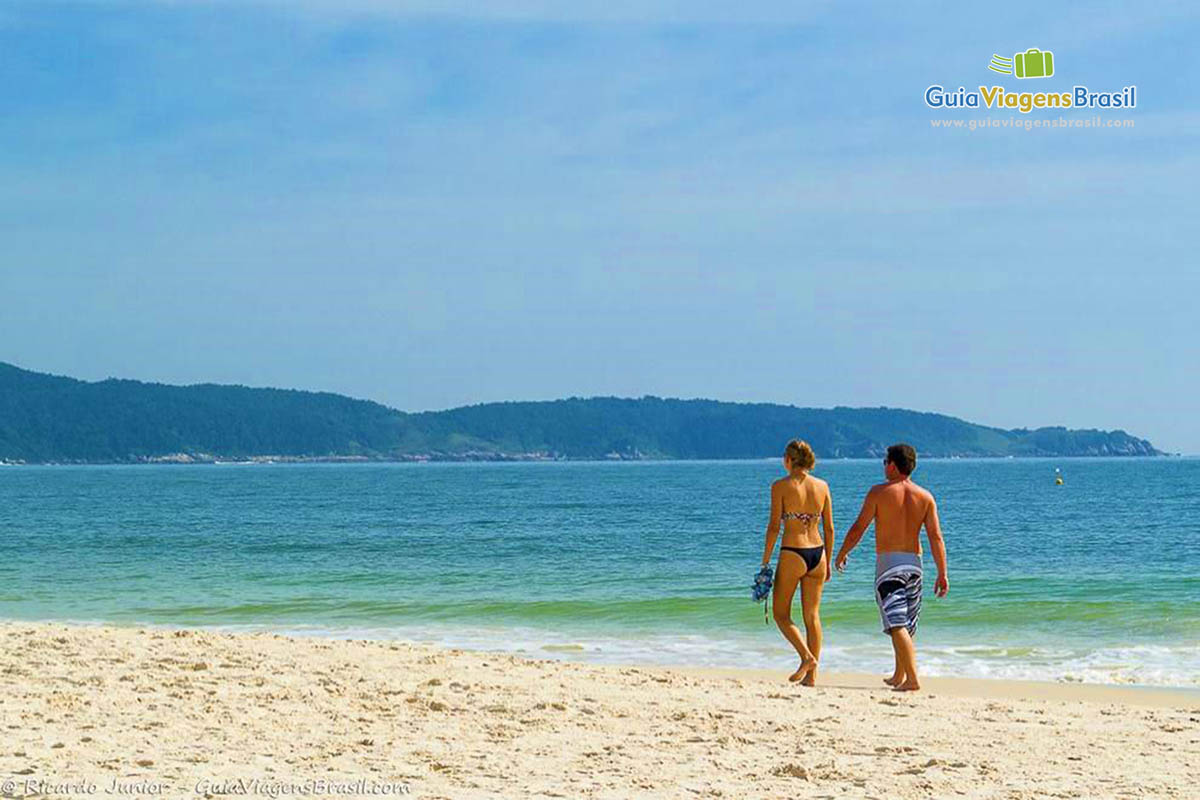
left=1, top=1, right=1197, bottom=452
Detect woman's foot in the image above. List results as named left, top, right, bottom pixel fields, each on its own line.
left=892, top=679, right=920, bottom=692
left=788, top=658, right=817, bottom=683
left=883, top=673, right=904, bottom=687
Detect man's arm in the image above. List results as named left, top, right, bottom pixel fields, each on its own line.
left=820, top=487, right=835, bottom=582
left=834, top=488, right=876, bottom=571
left=760, top=482, right=782, bottom=568
left=924, top=496, right=949, bottom=597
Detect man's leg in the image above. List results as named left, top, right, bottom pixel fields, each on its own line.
left=884, top=647, right=904, bottom=686
left=876, top=574, right=911, bottom=686
left=888, top=627, right=919, bottom=691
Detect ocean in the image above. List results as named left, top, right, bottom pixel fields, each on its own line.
left=1, top=458, right=1196, bottom=687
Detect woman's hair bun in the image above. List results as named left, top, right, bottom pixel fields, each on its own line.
left=785, top=439, right=816, bottom=470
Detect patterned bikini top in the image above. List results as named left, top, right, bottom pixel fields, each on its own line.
left=781, top=510, right=820, bottom=524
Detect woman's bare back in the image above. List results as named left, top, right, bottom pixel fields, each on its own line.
left=775, top=474, right=828, bottom=548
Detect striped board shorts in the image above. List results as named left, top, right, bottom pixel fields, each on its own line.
left=875, top=551, right=923, bottom=636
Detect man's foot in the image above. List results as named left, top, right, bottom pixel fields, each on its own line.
left=892, top=680, right=920, bottom=692
left=788, top=658, right=817, bottom=683
left=883, top=674, right=904, bottom=687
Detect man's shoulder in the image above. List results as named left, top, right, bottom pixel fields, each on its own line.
left=905, top=481, right=937, bottom=510
left=909, top=481, right=936, bottom=500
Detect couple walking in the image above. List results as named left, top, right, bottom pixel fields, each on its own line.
left=759, top=440, right=949, bottom=691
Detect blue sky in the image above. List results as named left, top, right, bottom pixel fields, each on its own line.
left=1, top=1, right=1197, bottom=451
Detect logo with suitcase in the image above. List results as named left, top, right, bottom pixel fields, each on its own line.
left=989, top=48, right=1055, bottom=79
left=924, top=46, right=1136, bottom=116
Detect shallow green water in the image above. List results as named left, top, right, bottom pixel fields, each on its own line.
left=1, top=458, right=1196, bottom=685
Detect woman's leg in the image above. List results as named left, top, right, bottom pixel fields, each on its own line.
left=772, top=551, right=816, bottom=681
left=798, top=556, right=827, bottom=686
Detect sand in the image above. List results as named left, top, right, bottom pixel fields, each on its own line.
left=1, top=623, right=1196, bottom=799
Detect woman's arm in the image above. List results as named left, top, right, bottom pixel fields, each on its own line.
left=821, top=487, right=835, bottom=581
left=760, top=482, right=782, bottom=567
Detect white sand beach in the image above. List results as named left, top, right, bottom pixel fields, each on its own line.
left=1, top=622, right=1196, bottom=799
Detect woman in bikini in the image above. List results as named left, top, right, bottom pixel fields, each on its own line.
left=759, top=439, right=835, bottom=684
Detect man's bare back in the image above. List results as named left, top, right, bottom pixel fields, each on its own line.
left=867, top=479, right=935, bottom=555
left=837, top=475, right=947, bottom=592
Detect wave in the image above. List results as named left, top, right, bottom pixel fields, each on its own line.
left=198, top=621, right=1200, bottom=689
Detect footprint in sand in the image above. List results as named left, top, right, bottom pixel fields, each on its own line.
left=770, top=763, right=809, bottom=780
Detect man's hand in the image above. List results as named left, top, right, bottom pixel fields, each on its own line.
left=834, top=552, right=848, bottom=573
left=934, top=573, right=949, bottom=598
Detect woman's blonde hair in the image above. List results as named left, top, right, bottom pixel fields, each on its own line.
left=785, top=439, right=816, bottom=470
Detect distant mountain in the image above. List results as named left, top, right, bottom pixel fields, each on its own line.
left=0, top=362, right=1161, bottom=463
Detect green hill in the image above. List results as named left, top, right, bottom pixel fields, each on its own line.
left=0, top=362, right=1161, bottom=463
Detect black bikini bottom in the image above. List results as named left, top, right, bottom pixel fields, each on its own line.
left=780, top=545, right=824, bottom=572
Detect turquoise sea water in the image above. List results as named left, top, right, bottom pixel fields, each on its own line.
left=1, top=458, right=1197, bottom=686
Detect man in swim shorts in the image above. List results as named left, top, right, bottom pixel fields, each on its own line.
left=834, top=443, right=948, bottom=692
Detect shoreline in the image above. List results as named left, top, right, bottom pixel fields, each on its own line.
left=2, top=621, right=1196, bottom=798
left=5, top=617, right=1198, bottom=697
left=686, top=665, right=1200, bottom=708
